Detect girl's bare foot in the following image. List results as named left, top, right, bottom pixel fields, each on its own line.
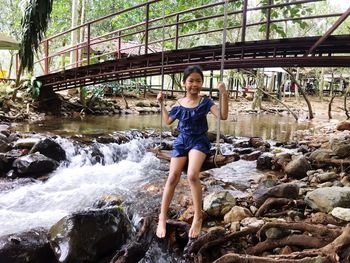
left=156, top=215, right=167, bottom=238
left=189, top=217, right=202, bottom=238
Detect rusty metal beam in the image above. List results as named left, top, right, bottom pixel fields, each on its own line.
left=307, top=6, right=350, bottom=55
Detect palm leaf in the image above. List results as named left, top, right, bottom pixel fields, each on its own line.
left=19, top=0, right=53, bottom=72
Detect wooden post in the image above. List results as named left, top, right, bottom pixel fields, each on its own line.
left=175, top=14, right=180, bottom=50
left=145, top=3, right=149, bottom=54
left=87, top=23, right=91, bottom=65
left=241, top=0, right=248, bottom=42
left=44, top=40, right=49, bottom=74
left=266, top=0, right=272, bottom=40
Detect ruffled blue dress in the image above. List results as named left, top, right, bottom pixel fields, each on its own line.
left=169, top=96, right=215, bottom=157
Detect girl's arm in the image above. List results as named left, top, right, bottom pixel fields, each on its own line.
left=210, top=81, right=229, bottom=120
left=157, top=92, right=175, bottom=125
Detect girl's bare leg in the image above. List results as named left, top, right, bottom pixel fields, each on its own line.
left=156, top=156, right=187, bottom=238
left=187, top=149, right=206, bottom=238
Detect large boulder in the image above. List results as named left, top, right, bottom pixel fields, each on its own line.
left=0, top=228, right=55, bottom=263
left=336, top=121, right=350, bottom=131
left=284, top=155, right=311, bottom=179
left=48, top=207, right=130, bottom=263
left=305, top=187, right=350, bottom=213
left=30, top=138, right=66, bottom=162
left=203, top=191, right=236, bottom=217
left=253, top=183, right=300, bottom=206
left=12, top=153, right=59, bottom=177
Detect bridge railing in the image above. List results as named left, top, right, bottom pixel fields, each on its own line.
left=35, top=0, right=345, bottom=76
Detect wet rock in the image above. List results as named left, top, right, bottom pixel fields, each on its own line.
left=271, top=152, right=292, bottom=171
left=256, top=152, right=274, bottom=170
left=305, top=187, right=350, bottom=213
left=336, top=121, right=350, bottom=131
left=14, top=137, right=41, bottom=149
left=0, top=228, right=55, bottom=263
left=0, top=137, right=10, bottom=153
left=30, top=138, right=66, bottom=162
left=284, top=155, right=311, bottom=179
left=241, top=150, right=261, bottom=161
left=96, top=135, right=119, bottom=144
left=253, top=183, right=299, bottom=206
left=235, top=147, right=255, bottom=155
left=12, top=153, right=59, bottom=177
left=249, top=137, right=270, bottom=149
left=203, top=191, right=236, bottom=217
left=49, top=207, right=130, bottom=263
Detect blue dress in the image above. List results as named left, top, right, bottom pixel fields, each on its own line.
left=169, top=96, right=215, bottom=157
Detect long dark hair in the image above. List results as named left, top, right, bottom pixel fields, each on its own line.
left=182, top=65, right=204, bottom=82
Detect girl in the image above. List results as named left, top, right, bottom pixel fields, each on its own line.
left=156, top=65, right=228, bottom=239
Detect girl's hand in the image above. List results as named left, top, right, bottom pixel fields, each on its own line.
left=157, top=92, right=165, bottom=103
left=217, top=81, right=227, bottom=94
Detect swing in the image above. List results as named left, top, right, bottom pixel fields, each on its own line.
left=152, top=0, right=237, bottom=170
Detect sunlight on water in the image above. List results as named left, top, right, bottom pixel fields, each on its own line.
left=0, top=138, right=160, bottom=236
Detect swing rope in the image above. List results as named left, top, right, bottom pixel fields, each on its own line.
left=214, top=0, right=229, bottom=167
left=159, top=1, right=166, bottom=149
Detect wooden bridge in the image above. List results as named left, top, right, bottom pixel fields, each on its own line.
left=35, top=0, right=350, bottom=91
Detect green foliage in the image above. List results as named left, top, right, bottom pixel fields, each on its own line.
left=23, top=76, right=42, bottom=99
left=258, top=0, right=313, bottom=38
left=19, top=0, right=54, bottom=72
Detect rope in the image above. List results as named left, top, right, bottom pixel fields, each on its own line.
left=159, top=0, right=166, bottom=150
left=214, top=0, right=229, bottom=167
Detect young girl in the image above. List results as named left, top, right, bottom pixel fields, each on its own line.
left=156, top=65, right=228, bottom=239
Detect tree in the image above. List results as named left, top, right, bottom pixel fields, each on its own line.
left=19, top=0, right=54, bottom=73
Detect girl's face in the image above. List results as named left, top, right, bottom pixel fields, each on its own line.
left=183, top=72, right=203, bottom=95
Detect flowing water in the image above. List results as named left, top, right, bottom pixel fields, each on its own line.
left=0, top=113, right=315, bottom=257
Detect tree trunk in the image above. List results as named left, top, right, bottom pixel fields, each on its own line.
left=284, top=68, right=314, bottom=120
left=7, top=51, right=14, bottom=79
left=319, top=67, right=325, bottom=101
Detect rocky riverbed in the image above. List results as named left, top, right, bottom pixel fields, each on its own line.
left=0, top=117, right=350, bottom=262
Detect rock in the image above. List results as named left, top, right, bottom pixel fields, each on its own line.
left=265, top=227, right=290, bottom=239
left=331, top=207, right=350, bottom=221
left=331, top=143, right=350, bottom=158
left=223, top=206, right=252, bottom=223
left=203, top=191, right=236, bottom=217
left=249, top=137, right=270, bottom=148
left=305, top=187, right=350, bottom=213
left=315, top=171, right=338, bottom=183
left=14, top=138, right=41, bottom=148
left=12, top=153, right=59, bottom=176
left=30, top=138, right=66, bottom=162
left=284, top=155, right=311, bottom=179
left=241, top=150, right=261, bottom=161
left=240, top=217, right=264, bottom=229
left=309, top=149, right=334, bottom=163
left=256, top=152, right=274, bottom=170
left=253, top=183, right=300, bottom=206
left=336, top=121, right=350, bottom=131
left=0, top=228, right=55, bottom=263
left=49, top=207, right=130, bottom=263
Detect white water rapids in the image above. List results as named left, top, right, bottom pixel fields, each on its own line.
left=0, top=137, right=161, bottom=236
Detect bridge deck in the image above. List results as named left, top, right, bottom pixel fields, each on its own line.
left=37, top=35, right=350, bottom=91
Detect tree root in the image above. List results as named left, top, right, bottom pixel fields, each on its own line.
left=257, top=222, right=341, bottom=241
left=110, top=216, right=155, bottom=263
left=212, top=253, right=335, bottom=263
left=255, top=198, right=305, bottom=217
